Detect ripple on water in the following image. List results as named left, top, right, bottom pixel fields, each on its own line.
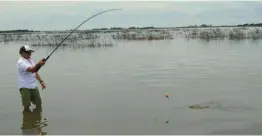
left=65, top=73, right=77, bottom=76
left=0, top=84, right=16, bottom=89
left=137, top=79, right=161, bottom=83
left=147, top=84, right=173, bottom=87
left=0, top=72, right=16, bottom=75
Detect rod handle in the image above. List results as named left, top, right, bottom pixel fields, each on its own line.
left=35, top=58, right=46, bottom=73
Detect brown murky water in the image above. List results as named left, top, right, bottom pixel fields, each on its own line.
left=1, top=38, right=262, bottom=134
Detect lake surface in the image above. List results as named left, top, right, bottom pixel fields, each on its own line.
left=1, top=38, right=262, bottom=134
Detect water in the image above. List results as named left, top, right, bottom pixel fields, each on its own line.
left=1, top=38, right=262, bottom=134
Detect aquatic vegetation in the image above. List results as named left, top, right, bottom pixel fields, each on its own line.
left=0, top=27, right=262, bottom=47
left=112, top=29, right=174, bottom=40
left=0, top=31, right=114, bottom=48
left=182, top=27, right=262, bottom=40
left=189, top=101, right=215, bottom=109
left=189, top=104, right=210, bottom=109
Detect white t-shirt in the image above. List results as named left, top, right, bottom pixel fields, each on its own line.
left=17, top=57, right=37, bottom=89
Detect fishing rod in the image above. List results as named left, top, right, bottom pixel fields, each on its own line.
left=36, top=8, right=122, bottom=72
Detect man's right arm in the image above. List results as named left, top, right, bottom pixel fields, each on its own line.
left=18, top=60, right=45, bottom=73
left=26, top=63, right=42, bottom=73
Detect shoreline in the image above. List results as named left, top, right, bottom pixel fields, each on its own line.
left=1, top=25, right=262, bottom=34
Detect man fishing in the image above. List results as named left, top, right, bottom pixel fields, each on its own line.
left=15, top=9, right=121, bottom=112
left=17, top=45, right=46, bottom=112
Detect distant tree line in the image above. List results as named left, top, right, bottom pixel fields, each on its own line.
left=129, top=26, right=155, bottom=29
left=184, top=24, right=212, bottom=28
left=92, top=26, right=155, bottom=30
left=237, top=23, right=262, bottom=27
left=0, top=29, right=39, bottom=33
left=184, top=23, right=262, bottom=28
left=3, top=23, right=262, bottom=33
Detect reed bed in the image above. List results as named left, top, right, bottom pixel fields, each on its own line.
left=0, top=32, right=114, bottom=48
left=0, top=27, right=262, bottom=47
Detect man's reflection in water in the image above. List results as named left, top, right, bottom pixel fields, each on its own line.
left=21, top=110, right=47, bottom=135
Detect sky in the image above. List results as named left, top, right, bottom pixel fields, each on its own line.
left=1, top=0, right=262, bottom=31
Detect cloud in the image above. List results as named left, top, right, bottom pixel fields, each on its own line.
left=0, top=1, right=261, bottom=30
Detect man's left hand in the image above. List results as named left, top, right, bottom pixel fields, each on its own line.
left=40, top=81, right=46, bottom=90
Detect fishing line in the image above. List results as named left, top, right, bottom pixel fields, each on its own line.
left=36, top=8, right=122, bottom=72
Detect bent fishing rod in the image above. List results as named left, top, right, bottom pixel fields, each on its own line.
left=36, top=8, right=122, bottom=72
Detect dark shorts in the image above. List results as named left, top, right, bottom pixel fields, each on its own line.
left=19, top=87, right=42, bottom=108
